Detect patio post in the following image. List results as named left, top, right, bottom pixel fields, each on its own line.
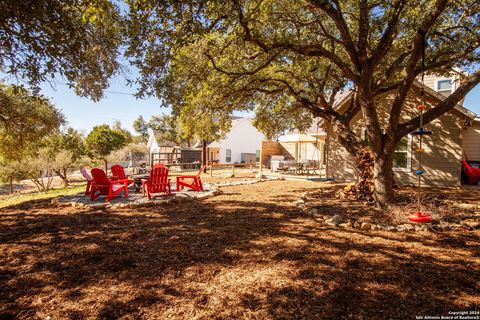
left=259, top=142, right=263, bottom=172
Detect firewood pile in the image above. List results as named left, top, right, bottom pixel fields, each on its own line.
left=338, top=148, right=375, bottom=202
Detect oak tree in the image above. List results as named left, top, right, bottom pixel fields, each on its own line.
left=126, top=0, right=480, bottom=207
left=0, top=84, right=65, bottom=161
left=0, top=0, right=122, bottom=100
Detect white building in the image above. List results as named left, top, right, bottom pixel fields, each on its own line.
left=207, top=117, right=265, bottom=164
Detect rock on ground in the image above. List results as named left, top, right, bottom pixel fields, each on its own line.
left=326, top=214, right=343, bottom=226
left=293, top=199, right=305, bottom=207
left=255, top=173, right=267, bottom=179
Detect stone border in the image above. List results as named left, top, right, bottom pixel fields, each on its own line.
left=293, top=192, right=480, bottom=232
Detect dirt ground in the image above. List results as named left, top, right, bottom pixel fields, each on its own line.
left=0, top=180, right=479, bottom=320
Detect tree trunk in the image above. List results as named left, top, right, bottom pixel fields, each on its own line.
left=9, top=177, right=13, bottom=194
left=372, top=154, right=395, bottom=208
left=54, top=169, right=69, bottom=186
left=104, top=159, right=108, bottom=173
left=62, top=168, right=69, bottom=186
left=201, top=139, right=207, bottom=173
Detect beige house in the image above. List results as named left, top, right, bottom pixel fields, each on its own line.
left=262, top=70, right=478, bottom=186
left=463, top=118, right=480, bottom=160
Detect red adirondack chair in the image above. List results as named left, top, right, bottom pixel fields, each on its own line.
left=142, top=166, right=172, bottom=199
left=176, top=165, right=205, bottom=191
left=462, top=160, right=480, bottom=185
left=110, top=164, right=134, bottom=185
left=80, top=167, right=94, bottom=195
left=90, top=168, right=129, bottom=201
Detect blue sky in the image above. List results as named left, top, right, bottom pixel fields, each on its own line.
left=38, top=76, right=480, bottom=135
left=39, top=76, right=165, bottom=135
left=464, top=86, right=480, bottom=115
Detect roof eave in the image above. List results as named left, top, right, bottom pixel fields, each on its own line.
left=415, top=80, right=477, bottom=120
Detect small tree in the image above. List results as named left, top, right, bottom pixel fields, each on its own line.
left=177, top=106, right=231, bottom=170
left=112, top=121, right=133, bottom=144
left=24, top=149, right=56, bottom=192
left=133, top=115, right=149, bottom=142
left=0, top=85, right=64, bottom=192
left=147, top=114, right=194, bottom=146
left=107, top=143, right=148, bottom=172
left=253, top=97, right=313, bottom=141
left=52, top=150, right=76, bottom=186
left=46, top=128, right=85, bottom=186
left=0, top=84, right=65, bottom=161
left=85, top=124, right=127, bottom=171
left=0, top=160, right=27, bottom=194
left=127, top=143, right=149, bottom=170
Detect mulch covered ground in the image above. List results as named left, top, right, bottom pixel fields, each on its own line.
left=307, top=184, right=480, bottom=225
left=0, top=180, right=479, bottom=319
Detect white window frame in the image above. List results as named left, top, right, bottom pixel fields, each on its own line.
left=393, top=135, right=412, bottom=172
left=434, top=77, right=456, bottom=96
left=226, top=149, right=232, bottom=163
left=362, top=127, right=411, bottom=171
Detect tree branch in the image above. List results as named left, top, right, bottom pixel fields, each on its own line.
left=370, top=0, right=406, bottom=66
left=357, top=0, right=369, bottom=64
left=398, top=69, right=480, bottom=137
left=204, top=51, right=279, bottom=76
left=307, top=0, right=361, bottom=71
left=343, top=89, right=361, bottom=122
left=386, top=0, right=449, bottom=137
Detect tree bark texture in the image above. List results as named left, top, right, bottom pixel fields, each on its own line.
left=372, top=153, right=395, bottom=207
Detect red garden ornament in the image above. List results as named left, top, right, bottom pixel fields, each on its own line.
left=408, top=211, right=431, bottom=223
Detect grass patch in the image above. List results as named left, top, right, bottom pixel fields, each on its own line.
left=0, top=183, right=86, bottom=208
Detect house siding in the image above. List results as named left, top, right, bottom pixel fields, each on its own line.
left=326, top=128, right=358, bottom=181
left=280, top=142, right=297, bottom=160
left=423, top=72, right=465, bottom=105
left=326, top=86, right=464, bottom=187
left=298, top=141, right=323, bottom=162
left=463, top=121, right=480, bottom=160
left=214, top=118, right=265, bottom=163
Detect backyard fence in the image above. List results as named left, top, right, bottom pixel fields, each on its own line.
left=207, top=163, right=262, bottom=177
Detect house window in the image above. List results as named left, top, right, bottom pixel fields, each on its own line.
left=436, top=79, right=453, bottom=97
left=255, top=150, right=260, bottom=162
left=393, top=136, right=410, bottom=170
left=226, top=149, right=232, bottom=162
